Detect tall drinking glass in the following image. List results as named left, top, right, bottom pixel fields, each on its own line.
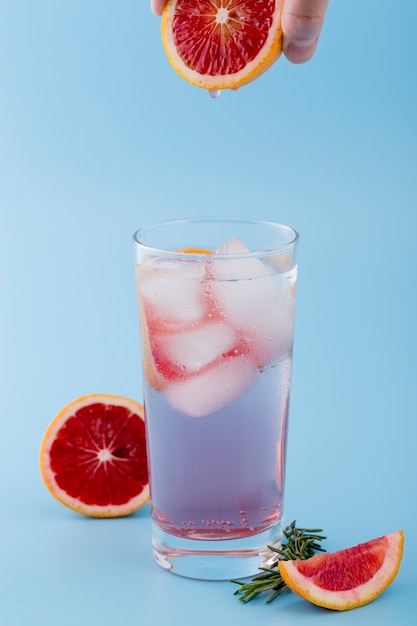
left=134, top=218, right=299, bottom=580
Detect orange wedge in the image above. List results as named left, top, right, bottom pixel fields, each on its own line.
left=279, top=531, right=404, bottom=611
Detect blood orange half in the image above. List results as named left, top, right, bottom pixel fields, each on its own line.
left=278, top=530, right=404, bottom=611
left=162, top=0, right=283, bottom=90
left=40, top=394, right=149, bottom=518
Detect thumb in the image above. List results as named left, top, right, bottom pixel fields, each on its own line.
left=281, top=0, right=330, bottom=64
left=150, top=0, right=166, bottom=16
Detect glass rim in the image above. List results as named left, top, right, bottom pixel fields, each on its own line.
left=133, top=217, right=299, bottom=260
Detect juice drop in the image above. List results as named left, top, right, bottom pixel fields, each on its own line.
left=208, top=90, right=221, bottom=99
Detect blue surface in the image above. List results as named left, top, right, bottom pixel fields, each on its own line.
left=1, top=1, right=416, bottom=624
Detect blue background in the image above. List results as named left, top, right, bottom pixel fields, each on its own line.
left=1, top=1, right=416, bottom=624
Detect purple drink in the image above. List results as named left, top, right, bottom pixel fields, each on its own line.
left=134, top=220, right=298, bottom=579
left=145, top=356, right=291, bottom=540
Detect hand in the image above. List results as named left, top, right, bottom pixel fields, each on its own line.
left=150, top=0, right=329, bottom=64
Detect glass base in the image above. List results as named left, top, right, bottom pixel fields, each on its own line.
left=151, top=521, right=283, bottom=580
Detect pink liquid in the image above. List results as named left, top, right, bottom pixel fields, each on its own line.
left=137, top=240, right=296, bottom=543
left=144, top=355, right=291, bottom=540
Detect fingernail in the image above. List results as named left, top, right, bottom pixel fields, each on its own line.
left=287, top=37, right=317, bottom=48
left=284, top=39, right=319, bottom=64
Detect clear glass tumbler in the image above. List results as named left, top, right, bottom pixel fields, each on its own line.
left=134, top=217, right=299, bottom=580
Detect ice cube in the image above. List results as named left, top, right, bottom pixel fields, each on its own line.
left=164, top=355, right=257, bottom=418
left=266, top=253, right=293, bottom=273
left=207, top=239, right=296, bottom=365
left=151, top=322, right=236, bottom=378
left=210, top=274, right=284, bottom=323
left=208, top=238, right=281, bottom=322
left=248, top=290, right=296, bottom=365
left=208, top=238, right=273, bottom=282
left=137, top=261, right=207, bottom=329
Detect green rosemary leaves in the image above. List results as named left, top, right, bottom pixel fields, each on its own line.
left=231, top=521, right=327, bottom=603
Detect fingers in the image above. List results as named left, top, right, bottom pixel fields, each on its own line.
left=150, top=0, right=329, bottom=64
left=281, top=0, right=330, bottom=64
left=151, top=0, right=166, bottom=16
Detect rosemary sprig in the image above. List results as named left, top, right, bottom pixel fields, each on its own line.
left=231, top=521, right=327, bottom=603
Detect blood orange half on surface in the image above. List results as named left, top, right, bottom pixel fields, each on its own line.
left=162, top=0, right=283, bottom=90
left=40, top=394, right=149, bottom=518
left=279, top=531, right=404, bottom=611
